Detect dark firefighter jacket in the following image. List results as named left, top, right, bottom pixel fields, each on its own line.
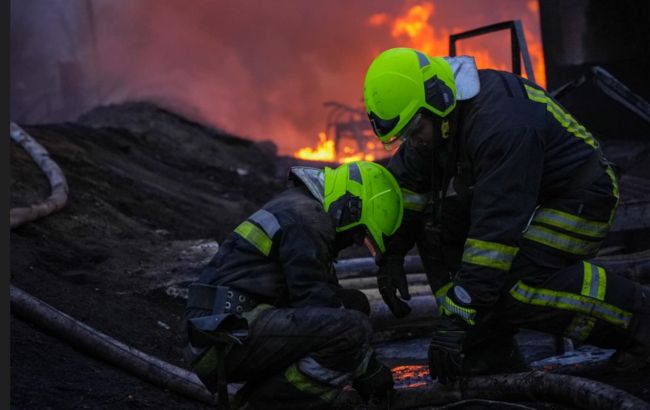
left=386, top=69, right=614, bottom=313
left=192, top=181, right=344, bottom=311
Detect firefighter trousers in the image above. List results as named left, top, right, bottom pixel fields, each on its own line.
left=224, top=306, right=374, bottom=410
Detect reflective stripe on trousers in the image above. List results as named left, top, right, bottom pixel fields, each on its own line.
left=284, top=348, right=374, bottom=403
left=509, top=265, right=632, bottom=329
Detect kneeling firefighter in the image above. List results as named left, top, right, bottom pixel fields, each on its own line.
left=183, top=161, right=403, bottom=409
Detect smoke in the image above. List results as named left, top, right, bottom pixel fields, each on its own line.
left=11, top=0, right=543, bottom=154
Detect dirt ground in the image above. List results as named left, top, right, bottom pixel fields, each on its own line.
left=10, top=103, right=285, bottom=409
left=9, top=103, right=650, bottom=409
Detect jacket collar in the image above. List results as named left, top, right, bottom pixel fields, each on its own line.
left=288, top=166, right=325, bottom=204
left=444, top=56, right=480, bottom=100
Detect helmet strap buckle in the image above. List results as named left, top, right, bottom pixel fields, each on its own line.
left=441, top=118, right=450, bottom=139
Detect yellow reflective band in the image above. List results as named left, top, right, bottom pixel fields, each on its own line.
left=605, top=166, right=619, bottom=201
left=566, top=262, right=608, bottom=342
left=524, top=84, right=598, bottom=149
left=402, top=188, right=429, bottom=212
left=524, top=224, right=601, bottom=255
left=533, top=208, right=610, bottom=239
left=462, top=238, right=519, bottom=271
left=565, top=314, right=597, bottom=343
left=439, top=295, right=477, bottom=325
left=285, top=363, right=338, bottom=402
left=435, top=281, right=454, bottom=300
left=191, top=346, right=219, bottom=380
left=234, top=220, right=273, bottom=256
left=509, top=280, right=631, bottom=328
left=581, top=262, right=607, bottom=300
left=605, top=166, right=620, bottom=225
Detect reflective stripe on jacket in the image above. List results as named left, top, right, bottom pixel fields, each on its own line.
left=194, top=186, right=342, bottom=309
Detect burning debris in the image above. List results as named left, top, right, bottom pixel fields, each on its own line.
left=293, top=102, right=389, bottom=163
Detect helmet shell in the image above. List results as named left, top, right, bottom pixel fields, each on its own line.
left=323, top=161, right=403, bottom=253
left=364, top=47, right=457, bottom=143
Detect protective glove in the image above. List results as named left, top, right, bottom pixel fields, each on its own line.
left=377, top=256, right=411, bottom=318
left=428, top=314, right=469, bottom=385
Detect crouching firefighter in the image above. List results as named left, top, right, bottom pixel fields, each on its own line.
left=183, top=161, right=403, bottom=409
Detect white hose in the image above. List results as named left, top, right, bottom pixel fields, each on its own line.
left=10, top=122, right=69, bottom=228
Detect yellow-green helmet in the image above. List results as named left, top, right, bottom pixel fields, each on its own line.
left=364, top=47, right=457, bottom=147
left=323, top=161, right=403, bottom=256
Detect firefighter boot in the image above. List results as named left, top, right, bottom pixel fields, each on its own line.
left=236, top=367, right=337, bottom=410
left=461, top=335, right=530, bottom=376
left=609, top=285, right=650, bottom=372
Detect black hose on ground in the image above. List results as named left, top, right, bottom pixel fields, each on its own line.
left=10, top=285, right=218, bottom=406
left=394, top=371, right=650, bottom=410
left=334, top=371, right=650, bottom=410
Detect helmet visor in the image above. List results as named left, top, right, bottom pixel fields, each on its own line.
left=381, top=111, right=423, bottom=150
left=368, top=111, right=399, bottom=139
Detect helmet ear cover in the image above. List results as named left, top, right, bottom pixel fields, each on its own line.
left=424, top=75, right=455, bottom=115
left=327, top=192, right=362, bottom=229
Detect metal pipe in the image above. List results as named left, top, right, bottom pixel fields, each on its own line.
left=335, top=253, right=650, bottom=283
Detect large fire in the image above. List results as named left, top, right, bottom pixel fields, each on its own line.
left=293, top=1, right=546, bottom=162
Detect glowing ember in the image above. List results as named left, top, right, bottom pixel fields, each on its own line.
left=391, top=365, right=432, bottom=388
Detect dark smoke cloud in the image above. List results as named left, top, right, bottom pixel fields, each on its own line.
left=11, top=0, right=542, bottom=154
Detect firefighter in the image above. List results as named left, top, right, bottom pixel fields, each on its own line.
left=183, top=161, right=402, bottom=409
left=363, top=47, right=650, bottom=384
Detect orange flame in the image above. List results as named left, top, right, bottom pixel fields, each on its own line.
left=294, top=1, right=547, bottom=163
left=293, top=132, right=379, bottom=163
left=388, top=3, right=448, bottom=56
left=370, top=2, right=546, bottom=88
left=294, top=132, right=336, bottom=162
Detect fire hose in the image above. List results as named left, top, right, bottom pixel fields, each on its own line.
left=10, top=122, right=69, bottom=228
left=11, top=285, right=649, bottom=409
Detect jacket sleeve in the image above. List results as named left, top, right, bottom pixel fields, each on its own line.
left=452, top=125, right=543, bottom=312
left=277, top=223, right=343, bottom=309
left=384, top=139, right=434, bottom=260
